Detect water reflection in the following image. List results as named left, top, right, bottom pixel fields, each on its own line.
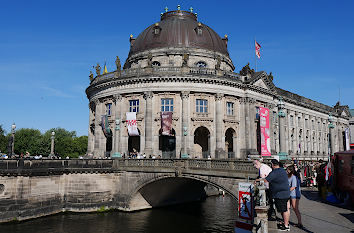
left=0, top=195, right=237, bottom=233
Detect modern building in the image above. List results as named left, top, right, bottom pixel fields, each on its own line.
left=85, top=7, right=351, bottom=159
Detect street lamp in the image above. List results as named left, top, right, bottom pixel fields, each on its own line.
left=277, top=97, right=287, bottom=160
left=11, top=123, right=16, bottom=156
left=50, top=131, right=55, bottom=156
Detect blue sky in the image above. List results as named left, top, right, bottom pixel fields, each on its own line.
left=1, top=0, right=353, bottom=136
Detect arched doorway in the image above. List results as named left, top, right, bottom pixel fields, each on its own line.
left=225, top=128, right=236, bottom=158
left=159, top=128, right=176, bottom=158
left=194, top=126, right=210, bottom=158
left=128, top=129, right=141, bottom=154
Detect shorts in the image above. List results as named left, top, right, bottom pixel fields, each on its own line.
left=274, top=198, right=289, bottom=213
left=290, top=196, right=301, bottom=199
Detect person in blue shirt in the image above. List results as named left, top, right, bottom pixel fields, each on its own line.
left=258, top=159, right=291, bottom=231
left=287, top=165, right=303, bottom=228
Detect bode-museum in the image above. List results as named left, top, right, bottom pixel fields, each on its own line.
left=85, top=7, right=350, bottom=160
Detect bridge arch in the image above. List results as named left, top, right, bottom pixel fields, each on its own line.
left=125, top=173, right=238, bottom=211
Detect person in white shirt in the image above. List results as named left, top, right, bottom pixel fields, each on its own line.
left=253, top=159, right=275, bottom=220
left=253, top=159, right=272, bottom=178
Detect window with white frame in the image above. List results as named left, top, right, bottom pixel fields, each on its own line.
left=106, top=103, right=112, bottom=116
left=196, top=99, right=208, bottom=113
left=129, top=100, right=139, bottom=112
left=226, top=102, right=234, bottom=116
left=161, top=98, right=173, bottom=112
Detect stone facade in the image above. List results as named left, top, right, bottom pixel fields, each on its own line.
left=85, top=9, right=350, bottom=160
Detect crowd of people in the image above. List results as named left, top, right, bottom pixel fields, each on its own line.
left=254, top=159, right=303, bottom=232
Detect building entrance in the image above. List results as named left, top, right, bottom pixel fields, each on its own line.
left=159, top=128, right=176, bottom=158
left=225, top=128, right=236, bottom=158
left=128, top=129, right=140, bottom=154
left=194, top=126, right=210, bottom=158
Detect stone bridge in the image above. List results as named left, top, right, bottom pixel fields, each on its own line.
left=0, top=159, right=257, bottom=222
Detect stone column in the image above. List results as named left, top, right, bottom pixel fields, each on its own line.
left=277, top=97, right=287, bottom=160
left=144, top=91, right=153, bottom=155
left=215, top=93, right=224, bottom=158
left=93, top=99, right=105, bottom=157
left=87, top=101, right=95, bottom=155
left=112, top=94, right=122, bottom=157
left=181, top=91, right=190, bottom=158
left=329, top=123, right=335, bottom=155
left=338, top=123, right=344, bottom=151
left=238, top=98, right=247, bottom=157
left=249, top=98, right=258, bottom=154
left=267, top=103, right=275, bottom=155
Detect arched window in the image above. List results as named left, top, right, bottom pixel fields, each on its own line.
left=152, top=61, right=161, bottom=67
left=196, top=61, right=207, bottom=68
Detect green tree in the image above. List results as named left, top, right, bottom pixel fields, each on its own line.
left=13, top=128, right=46, bottom=155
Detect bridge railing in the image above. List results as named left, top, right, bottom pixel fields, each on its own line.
left=0, top=159, right=257, bottom=176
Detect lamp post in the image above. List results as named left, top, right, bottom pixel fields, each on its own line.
left=50, top=131, right=55, bottom=156
left=11, top=123, right=16, bottom=156
left=277, top=97, right=288, bottom=160
left=328, top=113, right=335, bottom=156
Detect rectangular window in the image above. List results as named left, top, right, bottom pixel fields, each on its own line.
left=273, top=111, right=277, bottom=123
left=106, top=103, right=112, bottom=116
left=298, top=117, right=301, bottom=126
left=161, top=98, right=174, bottom=112
left=196, top=99, right=208, bottom=113
left=226, top=102, right=234, bottom=116
left=129, top=100, right=139, bottom=112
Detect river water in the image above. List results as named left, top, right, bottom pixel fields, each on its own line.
left=0, top=195, right=238, bottom=233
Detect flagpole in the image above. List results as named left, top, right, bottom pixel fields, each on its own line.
left=255, top=38, right=257, bottom=72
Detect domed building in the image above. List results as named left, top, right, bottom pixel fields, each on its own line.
left=86, top=7, right=350, bottom=159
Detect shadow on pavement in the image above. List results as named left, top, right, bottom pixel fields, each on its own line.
left=340, top=213, right=354, bottom=224
left=301, top=188, right=354, bottom=211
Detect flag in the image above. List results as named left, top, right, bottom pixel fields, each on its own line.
left=103, top=62, right=108, bottom=74
left=255, top=41, right=261, bottom=58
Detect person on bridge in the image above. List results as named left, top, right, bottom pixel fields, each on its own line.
left=264, top=159, right=291, bottom=231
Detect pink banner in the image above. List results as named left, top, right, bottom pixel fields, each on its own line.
left=161, top=112, right=172, bottom=135
left=259, top=107, right=271, bottom=156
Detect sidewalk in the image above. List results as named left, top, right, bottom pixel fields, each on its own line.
left=268, top=187, right=354, bottom=233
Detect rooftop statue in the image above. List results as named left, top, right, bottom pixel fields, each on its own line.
left=182, top=54, right=189, bottom=67
left=95, top=63, right=101, bottom=76
left=215, top=56, right=221, bottom=70
left=115, top=56, right=121, bottom=71
left=239, top=63, right=255, bottom=76
left=147, top=53, right=153, bottom=68
left=89, top=71, right=94, bottom=81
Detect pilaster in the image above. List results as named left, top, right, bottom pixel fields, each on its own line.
left=144, top=91, right=153, bottom=155
left=112, top=94, right=122, bottom=157
left=215, top=93, right=225, bottom=158
left=181, top=91, right=190, bottom=158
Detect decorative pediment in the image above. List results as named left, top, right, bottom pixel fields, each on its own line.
left=247, top=71, right=276, bottom=92
left=254, top=79, right=269, bottom=90
left=341, top=111, right=347, bottom=117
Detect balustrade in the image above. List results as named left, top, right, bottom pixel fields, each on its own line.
left=0, top=159, right=257, bottom=176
